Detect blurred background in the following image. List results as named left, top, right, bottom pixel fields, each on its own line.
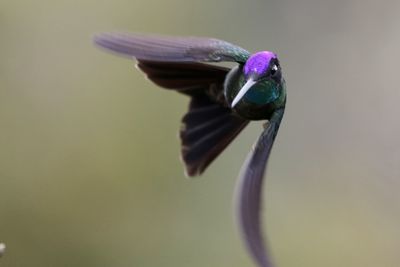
left=1, top=0, right=400, bottom=266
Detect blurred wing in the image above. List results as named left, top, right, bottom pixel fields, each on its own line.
left=235, top=109, right=284, bottom=267
left=137, top=60, right=249, bottom=176
left=94, top=32, right=250, bottom=63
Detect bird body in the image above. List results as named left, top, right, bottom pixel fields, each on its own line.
left=94, top=33, right=286, bottom=267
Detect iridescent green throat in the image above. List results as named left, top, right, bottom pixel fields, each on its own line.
left=224, top=66, right=286, bottom=120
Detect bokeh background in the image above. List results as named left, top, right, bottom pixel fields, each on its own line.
left=1, top=1, right=400, bottom=266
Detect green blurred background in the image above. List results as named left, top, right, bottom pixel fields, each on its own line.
left=1, top=0, right=400, bottom=266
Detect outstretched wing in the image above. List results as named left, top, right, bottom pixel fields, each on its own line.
left=94, top=32, right=250, bottom=63
left=137, top=60, right=249, bottom=176
left=235, top=108, right=284, bottom=267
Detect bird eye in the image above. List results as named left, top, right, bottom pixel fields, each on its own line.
left=270, top=64, right=278, bottom=75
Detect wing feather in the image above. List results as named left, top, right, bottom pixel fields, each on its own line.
left=94, top=32, right=250, bottom=63
left=181, top=95, right=249, bottom=176
left=235, top=109, right=284, bottom=267
left=136, top=61, right=249, bottom=176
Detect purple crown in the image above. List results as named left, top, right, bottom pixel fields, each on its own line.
left=244, top=51, right=277, bottom=78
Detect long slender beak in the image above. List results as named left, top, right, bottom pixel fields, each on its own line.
left=231, top=78, right=256, bottom=108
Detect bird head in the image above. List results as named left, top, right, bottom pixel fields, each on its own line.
left=231, top=51, right=283, bottom=109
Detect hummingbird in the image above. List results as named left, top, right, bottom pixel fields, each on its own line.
left=94, top=33, right=286, bottom=267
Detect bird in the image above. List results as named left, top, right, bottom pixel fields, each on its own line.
left=93, top=32, right=286, bottom=267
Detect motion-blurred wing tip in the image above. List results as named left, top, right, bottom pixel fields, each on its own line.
left=93, top=32, right=135, bottom=58
left=92, top=32, right=112, bottom=47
